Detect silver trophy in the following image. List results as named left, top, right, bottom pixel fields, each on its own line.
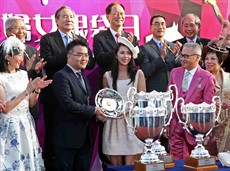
left=95, top=88, right=125, bottom=118
left=176, top=96, right=221, bottom=170
left=125, top=85, right=178, bottom=170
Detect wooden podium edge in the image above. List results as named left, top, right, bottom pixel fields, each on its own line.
left=184, top=164, right=218, bottom=171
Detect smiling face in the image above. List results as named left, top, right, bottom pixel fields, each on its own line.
left=106, top=4, right=125, bottom=31
left=182, top=14, right=199, bottom=40
left=6, top=19, right=26, bottom=42
left=116, top=45, right=132, bottom=66
left=6, top=53, right=24, bottom=70
left=180, top=46, right=200, bottom=71
left=68, top=45, right=89, bottom=71
left=55, top=7, right=75, bottom=34
left=204, top=52, right=220, bottom=73
left=150, top=16, right=166, bottom=41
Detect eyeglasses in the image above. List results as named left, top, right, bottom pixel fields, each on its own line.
left=9, top=26, right=26, bottom=32
left=110, top=11, right=125, bottom=17
left=69, top=53, right=89, bottom=58
left=179, top=53, right=199, bottom=59
left=151, top=22, right=166, bottom=27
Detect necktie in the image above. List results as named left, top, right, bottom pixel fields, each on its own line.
left=115, top=33, right=120, bottom=43
left=76, top=72, right=86, bottom=91
left=64, top=35, right=69, bottom=47
left=189, top=40, right=194, bottom=43
left=159, top=42, right=163, bottom=49
left=182, top=71, right=190, bottom=91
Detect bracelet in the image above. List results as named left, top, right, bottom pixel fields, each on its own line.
left=34, top=90, right=41, bottom=94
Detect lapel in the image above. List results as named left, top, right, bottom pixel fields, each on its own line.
left=105, top=28, right=117, bottom=49
left=185, top=66, right=203, bottom=102
left=54, top=30, right=66, bottom=49
left=149, top=39, right=161, bottom=56
left=66, top=66, right=88, bottom=94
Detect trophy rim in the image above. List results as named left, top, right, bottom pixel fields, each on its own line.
left=95, top=88, right=124, bottom=118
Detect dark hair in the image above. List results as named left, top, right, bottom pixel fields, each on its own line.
left=105, top=2, right=125, bottom=15
left=0, top=44, right=8, bottom=72
left=111, top=43, right=137, bottom=90
left=150, top=15, right=166, bottom=25
left=66, top=39, right=89, bottom=54
left=55, top=6, right=75, bottom=19
left=202, top=44, right=228, bottom=67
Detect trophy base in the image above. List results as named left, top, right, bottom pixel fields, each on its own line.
left=158, top=154, right=175, bottom=168
left=134, top=160, right=165, bottom=171
left=184, top=156, right=218, bottom=171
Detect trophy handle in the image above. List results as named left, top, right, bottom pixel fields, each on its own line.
left=175, top=97, right=187, bottom=125
left=168, top=84, right=178, bottom=103
left=124, top=101, right=135, bottom=133
left=212, top=96, right=221, bottom=122
left=127, top=87, right=137, bottom=102
left=164, top=84, right=178, bottom=126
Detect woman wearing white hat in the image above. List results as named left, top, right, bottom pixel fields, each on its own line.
left=102, top=37, right=146, bottom=166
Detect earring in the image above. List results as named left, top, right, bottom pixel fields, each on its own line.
left=6, top=60, right=9, bottom=65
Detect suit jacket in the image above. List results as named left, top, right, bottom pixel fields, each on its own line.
left=21, top=45, right=43, bottom=79
left=40, top=30, right=94, bottom=105
left=168, top=66, right=216, bottom=144
left=21, top=45, right=43, bottom=121
left=52, top=65, right=95, bottom=148
left=139, top=39, right=180, bottom=92
left=175, top=36, right=210, bottom=48
left=93, top=28, right=140, bottom=88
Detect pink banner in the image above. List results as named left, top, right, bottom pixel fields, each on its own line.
left=1, top=0, right=230, bottom=50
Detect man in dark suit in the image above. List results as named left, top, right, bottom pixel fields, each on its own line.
left=175, top=13, right=210, bottom=48
left=139, top=15, right=181, bottom=153
left=5, top=16, right=45, bottom=123
left=93, top=2, right=141, bottom=89
left=93, top=2, right=141, bottom=169
left=52, top=39, right=107, bottom=171
left=40, top=6, right=95, bottom=170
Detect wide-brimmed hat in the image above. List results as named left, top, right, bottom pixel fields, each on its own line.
left=208, top=43, right=229, bottom=54
left=117, top=37, right=139, bottom=59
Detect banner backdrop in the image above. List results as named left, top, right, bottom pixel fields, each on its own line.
left=1, top=0, right=230, bottom=49
left=0, top=0, right=230, bottom=170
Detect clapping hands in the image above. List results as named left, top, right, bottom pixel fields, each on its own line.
left=26, top=75, right=52, bottom=94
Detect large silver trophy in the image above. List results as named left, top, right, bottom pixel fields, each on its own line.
left=125, top=85, right=178, bottom=171
left=176, top=96, right=221, bottom=171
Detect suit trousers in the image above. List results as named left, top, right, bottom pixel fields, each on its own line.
left=54, top=143, right=92, bottom=171
left=169, top=123, right=195, bottom=160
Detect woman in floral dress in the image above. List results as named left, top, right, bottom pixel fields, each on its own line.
left=0, top=36, right=52, bottom=171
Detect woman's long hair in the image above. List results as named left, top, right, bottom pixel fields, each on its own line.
left=111, top=43, right=137, bottom=90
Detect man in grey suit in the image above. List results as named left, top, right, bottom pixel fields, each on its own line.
left=140, top=15, right=181, bottom=92
left=140, top=15, right=181, bottom=152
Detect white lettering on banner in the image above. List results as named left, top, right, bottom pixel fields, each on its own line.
left=1, top=13, right=140, bottom=43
